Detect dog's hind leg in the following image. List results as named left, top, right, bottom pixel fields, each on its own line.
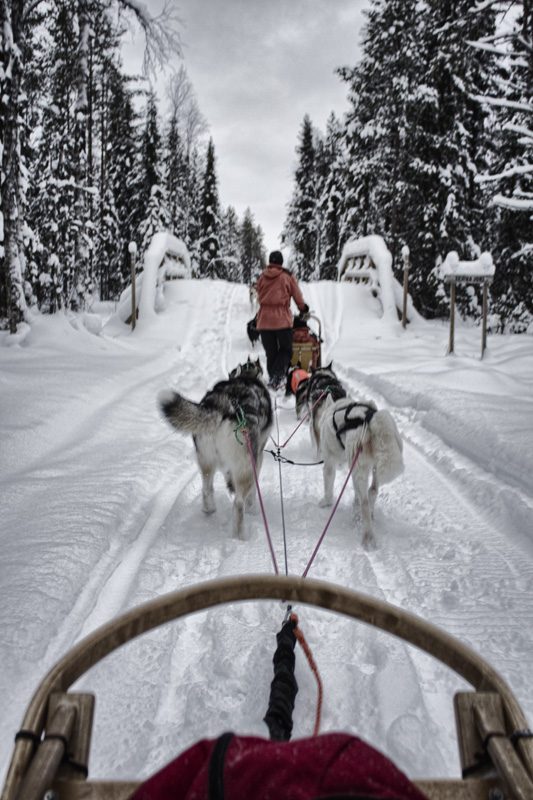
left=352, top=464, right=374, bottom=549
left=319, top=459, right=336, bottom=507
left=233, top=472, right=255, bottom=539
left=196, top=452, right=216, bottom=515
left=225, top=471, right=235, bottom=494
left=369, top=467, right=379, bottom=514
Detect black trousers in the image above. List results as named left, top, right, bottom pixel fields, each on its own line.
left=260, top=328, right=293, bottom=380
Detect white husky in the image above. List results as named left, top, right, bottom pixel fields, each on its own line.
left=318, top=395, right=404, bottom=548
left=158, top=359, right=272, bottom=539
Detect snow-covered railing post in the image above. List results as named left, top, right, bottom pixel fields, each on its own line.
left=401, top=246, right=410, bottom=329
left=442, top=252, right=495, bottom=359
left=128, top=242, right=138, bottom=332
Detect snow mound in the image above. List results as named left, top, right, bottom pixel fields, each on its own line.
left=441, top=251, right=495, bottom=280
left=111, top=232, right=191, bottom=329
left=337, top=235, right=408, bottom=323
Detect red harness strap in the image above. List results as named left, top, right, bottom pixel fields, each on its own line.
left=291, top=368, right=310, bottom=395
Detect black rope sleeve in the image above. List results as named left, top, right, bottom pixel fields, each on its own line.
left=263, top=618, right=299, bottom=742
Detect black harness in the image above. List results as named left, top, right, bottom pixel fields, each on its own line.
left=332, top=402, right=375, bottom=450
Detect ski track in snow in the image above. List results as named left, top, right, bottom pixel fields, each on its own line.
left=1, top=280, right=533, bottom=786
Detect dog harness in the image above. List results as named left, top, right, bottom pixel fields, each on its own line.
left=332, top=402, right=375, bottom=450
left=291, top=368, right=310, bottom=395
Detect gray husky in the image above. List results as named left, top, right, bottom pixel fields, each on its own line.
left=306, top=363, right=347, bottom=451
left=158, top=358, right=272, bottom=539
left=319, top=394, right=404, bottom=549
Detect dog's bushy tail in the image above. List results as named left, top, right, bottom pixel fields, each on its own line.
left=158, top=390, right=219, bottom=435
left=369, top=410, right=404, bottom=484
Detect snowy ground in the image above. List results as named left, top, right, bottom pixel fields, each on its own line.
left=1, top=279, right=533, bottom=786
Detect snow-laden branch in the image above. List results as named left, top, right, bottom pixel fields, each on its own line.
left=504, top=122, right=533, bottom=140
left=476, top=163, right=533, bottom=183
left=467, top=39, right=515, bottom=57
left=493, top=194, right=533, bottom=210
left=471, top=93, right=533, bottom=113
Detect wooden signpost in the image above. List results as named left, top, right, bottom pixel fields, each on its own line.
left=442, top=252, right=495, bottom=359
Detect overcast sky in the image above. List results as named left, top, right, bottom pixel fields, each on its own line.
left=123, top=0, right=370, bottom=251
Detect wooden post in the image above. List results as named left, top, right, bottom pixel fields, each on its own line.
left=481, top=281, right=488, bottom=359
left=449, top=280, right=456, bottom=355
left=128, top=242, right=137, bottom=331
left=401, top=245, right=410, bottom=328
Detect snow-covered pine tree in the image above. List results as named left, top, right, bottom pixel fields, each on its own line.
left=317, top=113, right=345, bottom=280
left=338, top=0, right=429, bottom=285
left=472, top=0, right=533, bottom=332
left=138, top=91, right=171, bottom=255
left=27, top=0, right=82, bottom=313
left=219, top=205, right=242, bottom=281
left=1, top=0, right=182, bottom=328
left=337, top=0, right=496, bottom=317
left=283, top=114, right=319, bottom=280
left=240, top=207, right=266, bottom=285
left=99, top=63, right=140, bottom=298
left=199, top=138, right=221, bottom=277
left=419, top=0, right=497, bottom=319
left=183, top=145, right=202, bottom=272
left=165, top=112, right=187, bottom=237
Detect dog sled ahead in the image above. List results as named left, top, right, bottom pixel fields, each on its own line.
left=247, top=311, right=322, bottom=372
left=3, top=575, right=533, bottom=800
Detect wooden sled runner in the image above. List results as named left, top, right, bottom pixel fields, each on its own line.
left=2, top=574, right=533, bottom=800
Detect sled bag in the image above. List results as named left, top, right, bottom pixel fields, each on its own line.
left=292, top=326, right=320, bottom=370
left=130, top=731, right=428, bottom=800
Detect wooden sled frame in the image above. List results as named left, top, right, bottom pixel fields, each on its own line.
left=2, top=574, right=533, bottom=800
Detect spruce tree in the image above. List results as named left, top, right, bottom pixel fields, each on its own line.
left=317, top=113, right=345, bottom=279
left=283, top=114, right=318, bottom=280
left=240, top=207, right=266, bottom=285
left=199, top=138, right=221, bottom=276
left=337, top=0, right=496, bottom=317
left=473, top=0, right=533, bottom=331
left=220, top=205, right=242, bottom=281
left=138, top=90, right=171, bottom=255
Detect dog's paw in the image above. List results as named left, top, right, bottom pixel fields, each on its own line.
left=245, top=498, right=259, bottom=515
left=202, top=504, right=216, bottom=516
left=319, top=496, right=333, bottom=508
left=362, top=532, right=377, bottom=551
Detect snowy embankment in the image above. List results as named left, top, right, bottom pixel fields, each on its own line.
left=1, top=279, right=532, bottom=787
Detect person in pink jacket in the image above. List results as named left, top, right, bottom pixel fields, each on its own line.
left=255, top=251, right=308, bottom=388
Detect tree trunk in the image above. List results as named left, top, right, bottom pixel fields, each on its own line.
left=1, top=0, right=28, bottom=333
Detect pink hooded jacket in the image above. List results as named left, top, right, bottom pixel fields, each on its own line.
left=255, top=264, right=306, bottom=330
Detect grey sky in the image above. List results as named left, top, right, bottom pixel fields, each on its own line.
left=124, top=1, right=369, bottom=250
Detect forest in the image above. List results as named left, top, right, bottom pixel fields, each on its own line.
left=1, top=0, right=532, bottom=334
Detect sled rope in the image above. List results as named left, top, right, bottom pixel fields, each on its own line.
left=265, top=449, right=324, bottom=467
left=302, top=426, right=366, bottom=578
left=273, top=398, right=290, bottom=576
left=241, top=427, right=279, bottom=575
left=270, top=387, right=331, bottom=449
left=290, top=613, right=323, bottom=736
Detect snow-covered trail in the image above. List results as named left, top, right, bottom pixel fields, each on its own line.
left=1, top=279, right=532, bottom=787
